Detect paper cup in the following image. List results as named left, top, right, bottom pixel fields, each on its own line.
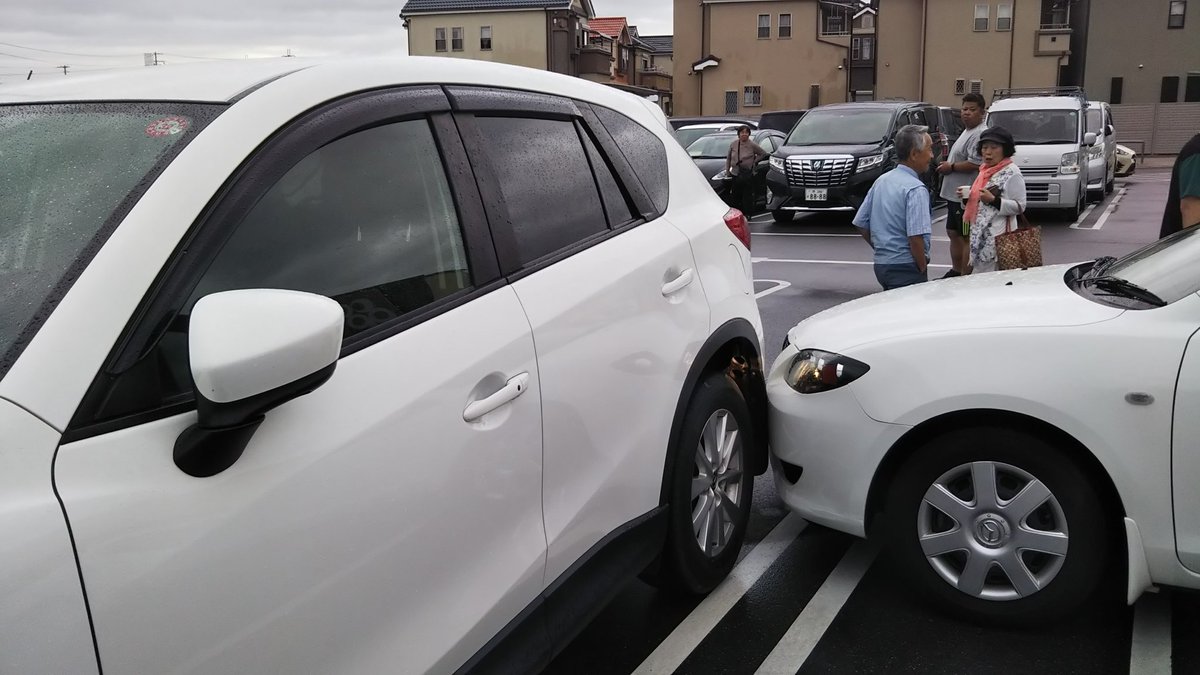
left=956, top=185, right=972, bottom=200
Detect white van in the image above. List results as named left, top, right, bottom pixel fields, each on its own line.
left=987, top=88, right=1097, bottom=219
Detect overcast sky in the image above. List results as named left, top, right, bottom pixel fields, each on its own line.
left=0, top=1, right=673, bottom=87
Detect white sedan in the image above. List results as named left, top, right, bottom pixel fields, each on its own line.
left=768, top=229, right=1200, bottom=622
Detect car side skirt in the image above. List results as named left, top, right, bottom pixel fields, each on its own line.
left=456, top=506, right=668, bottom=675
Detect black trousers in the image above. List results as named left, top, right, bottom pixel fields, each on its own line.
left=731, top=171, right=755, bottom=214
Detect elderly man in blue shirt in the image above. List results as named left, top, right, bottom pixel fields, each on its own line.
left=853, top=124, right=934, bottom=290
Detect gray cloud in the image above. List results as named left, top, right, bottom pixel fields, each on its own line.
left=0, top=0, right=672, bottom=86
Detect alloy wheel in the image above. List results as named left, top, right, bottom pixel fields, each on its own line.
left=917, top=461, right=1069, bottom=601
left=691, top=409, right=744, bottom=558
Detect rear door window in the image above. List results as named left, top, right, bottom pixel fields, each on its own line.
left=476, top=116, right=608, bottom=266
left=590, top=105, right=670, bottom=216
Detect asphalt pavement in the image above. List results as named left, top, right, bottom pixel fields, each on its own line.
left=545, top=167, right=1200, bottom=675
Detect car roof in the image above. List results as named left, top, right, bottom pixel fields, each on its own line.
left=0, top=57, right=669, bottom=131
left=989, top=96, right=1084, bottom=111
left=812, top=101, right=930, bottom=112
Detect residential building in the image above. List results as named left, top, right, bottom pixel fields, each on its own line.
left=581, top=19, right=672, bottom=103
left=1080, top=0, right=1200, bottom=104
left=400, top=0, right=596, bottom=75
left=399, top=1, right=673, bottom=111
left=673, top=0, right=1077, bottom=116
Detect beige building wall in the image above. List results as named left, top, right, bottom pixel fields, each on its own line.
left=674, top=1, right=846, bottom=116
left=919, top=0, right=1063, bottom=106
left=875, top=0, right=922, bottom=101
left=1084, top=0, right=1200, bottom=104
left=407, top=11, right=548, bottom=70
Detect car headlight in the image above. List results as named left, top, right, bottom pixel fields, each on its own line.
left=770, top=156, right=785, bottom=172
left=1060, top=151, right=1082, bottom=174
left=857, top=154, right=884, bottom=171
left=712, top=169, right=729, bottom=181
left=785, top=349, right=870, bottom=394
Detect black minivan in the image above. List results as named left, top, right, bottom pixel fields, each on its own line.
left=765, top=101, right=947, bottom=223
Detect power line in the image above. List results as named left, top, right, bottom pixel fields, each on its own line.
left=0, top=50, right=53, bottom=63
left=0, top=40, right=137, bottom=59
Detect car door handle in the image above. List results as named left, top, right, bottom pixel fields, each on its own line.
left=463, top=372, right=531, bottom=422
left=662, top=268, right=696, bottom=296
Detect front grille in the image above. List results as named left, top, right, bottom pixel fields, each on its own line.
left=1022, top=167, right=1059, bottom=177
left=1026, top=183, right=1052, bottom=202
left=785, top=156, right=855, bottom=188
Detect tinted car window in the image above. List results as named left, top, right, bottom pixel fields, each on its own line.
left=94, top=118, right=470, bottom=419
left=592, top=105, right=670, bottom=215
left=580, top=123, right=637, bottom=226
left=987, top=110, right=1079, bottom=144
left=477, top=116, right=608, bottom=265
left=191, top=119, right=470, bottom=335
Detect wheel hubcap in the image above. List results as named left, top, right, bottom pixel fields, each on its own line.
left=691, top=409, right=743, bottom=558
left=917, top=461, right=1069, bottom=601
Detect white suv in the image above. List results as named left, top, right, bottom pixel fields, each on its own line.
left=0, top=58, right=766, bottom=673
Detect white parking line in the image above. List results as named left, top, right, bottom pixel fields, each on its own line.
left=1069, top=201, right=1100, bottom=230
left=1129, top=592, right=1172, bottom=675
left=754, top=540, right=877, bottom=675
left=1088, top=187, right=1128, bottom=231
left=754, top=279, right=792, bottom=299
left=752, top=257, right=952, bottom=269
left=632, top=514, right=808, bottom=675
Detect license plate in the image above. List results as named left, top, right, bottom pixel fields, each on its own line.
left=805, top=188, right=828, bottom=202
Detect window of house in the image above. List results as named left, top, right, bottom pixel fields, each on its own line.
left=1163, top=76, right=1181, bottom=102
left=970, top=79, right=984, bottom=95
left=435, top=28, right=447, bottom=52
left=1169, top=1, right=1187, bottom=28
left=758, top=14, right=770, bottom=39
left=1187, top=74, right=1200, bottom=102
left=955, top=78, right=967, bottom=95
left=779, top=13, right=792, bottom=38
left=480, top=26, right=492, bottom=50
left=852, top=37, right=861, bottom=61
left=725, top=90, right=738, bottom=115
left=1111, top=77, right=1124, bottom=105
left=854, top=12, right=875, bottom=30
left=821, top=4, right=851, bottom=35
left=744, top=85, right=763, bottom=108
left=975, top=4, right=990, bottom=31
left=451, top=27, right=464, bottom=51
left=856, top=37, right=874, bottom=61
left=997, top=3, right=1013, bottom=30
left=476, top=117, right=607, bottom=266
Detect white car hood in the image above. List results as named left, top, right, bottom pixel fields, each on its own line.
left=787, top=264, right=1125, bottom=352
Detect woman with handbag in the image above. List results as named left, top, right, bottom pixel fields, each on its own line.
left=726, top=125, right=768, bottom=216
left=964, top=126, right=1030, bottom=273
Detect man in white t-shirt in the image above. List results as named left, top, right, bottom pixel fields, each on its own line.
left=937, top=93, right=987, bottom=277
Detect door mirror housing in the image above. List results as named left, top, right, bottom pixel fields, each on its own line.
left=174, top=289, right=344, bottom=477
left=1084, top=132, right=1098, bottom=146
left=1106, top=124, right=1115, bottom=136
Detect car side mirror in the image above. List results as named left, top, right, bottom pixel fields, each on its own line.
left=174, top=289, right=344, bottom=477
left=1084, top=132, right=1098, bottom=146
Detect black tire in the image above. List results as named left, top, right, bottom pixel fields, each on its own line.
left=883, top=426, right=1110, bottom=625
left=1068, top=189, right=1084, bottom=221
left=771, top=210, right=793, bottom=224
left=1105, top=170, right=1115, bottom=195
left=647, top=372, right=754, bottom=595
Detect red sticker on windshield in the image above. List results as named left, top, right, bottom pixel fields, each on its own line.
left=145, top=116, right=190, bottom=137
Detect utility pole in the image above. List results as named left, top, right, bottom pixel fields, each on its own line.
left=58, top=65, right=69, bottom=75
